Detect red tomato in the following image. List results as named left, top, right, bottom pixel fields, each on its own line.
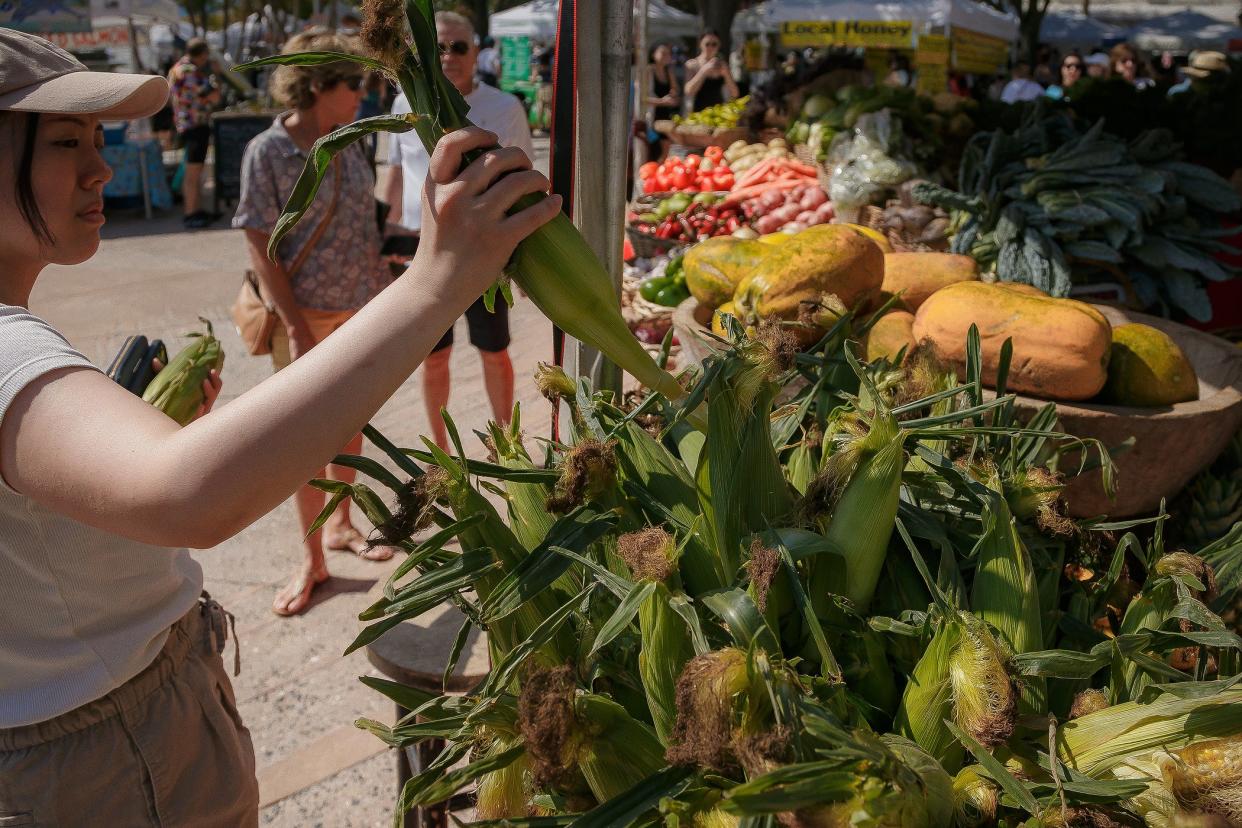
left=716, top=173, right=735, bottom=190
left=699, top=179, right=713, bottom=192
left=704, top=145, right=724, bottom=160
left=654, top=171, right=672, bottom=191
left=673, top=169, right=694, bottom=190
left=639, top=161, right=658, bottom=179
left=684, top=154, right=702, bottom=169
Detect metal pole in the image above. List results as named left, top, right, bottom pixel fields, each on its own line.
left=569, top=0, right=633, bottom=397
left=632, top=0, right=650, bottom=181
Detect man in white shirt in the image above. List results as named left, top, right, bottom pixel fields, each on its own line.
left=384, top=11, right=534, bottom=450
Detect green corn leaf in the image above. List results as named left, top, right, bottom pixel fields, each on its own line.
left=235, top=50, right=388, bottom=73
left=566, top=765, right=695, bottom=828
left=701, top=589, right=781, bottom=653
left=482, top=585, right=593, bottom=696
left=363, top=424, right=424, bottom=479
left=589, top=580, right=656, bottom=657
left=328, top=453, right=406, bottom=494
left=357, top=676, right=439, bottom=713
left=385, top=514, right=487, bottom=598
left=945, top=722, right=1040, bottom=815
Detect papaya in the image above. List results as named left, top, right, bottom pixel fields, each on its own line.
left=845, top=223, right=894, bottom=253
left=1100, top=323, right=1198, bottom=407
left=684, top=238, right=770, bottom=309
left=757, top=232, right=797, bottom=247
left=734, top=224, right=885, bottom=327
left=863, top=310, right=915, bottom=363
left=912, top=281, right=1112, bottom=402
left=882, top=252, right=978, bottom=310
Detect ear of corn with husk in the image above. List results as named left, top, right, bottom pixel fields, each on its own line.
left=141, top=317, right=223, bottom=425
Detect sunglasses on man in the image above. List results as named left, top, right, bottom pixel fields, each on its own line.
left=439, top=40, right=471, bottom=56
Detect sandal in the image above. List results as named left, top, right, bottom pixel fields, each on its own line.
left=324, top=527, right=398, bottom=562
left=272, top=568, right=329, bottom=617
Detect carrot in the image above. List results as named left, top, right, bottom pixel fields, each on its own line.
left=723, top=178, right=806, bottom=206
left=735, top=157, right=778, bottom=189
left=788, top=161, right=818, bottom=177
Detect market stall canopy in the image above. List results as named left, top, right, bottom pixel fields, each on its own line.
left=732, top=0, right=1019, bottom=42
left=90, top=0, right=181, bottom=26
left=1038, top=11, right=1126, bottom=49
left=1125, top=9, right=1242, bottom=52
left=489, top=0, right=701, bottom=42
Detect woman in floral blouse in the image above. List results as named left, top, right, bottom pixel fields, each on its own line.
left=233, top=27, right=397, bottom=616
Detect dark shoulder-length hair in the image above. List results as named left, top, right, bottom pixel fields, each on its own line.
left=2, top=111, right=54, bottom=245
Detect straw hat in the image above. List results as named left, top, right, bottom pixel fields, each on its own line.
left=0, top=29, right=168, bottom=119
left=1183, top=51, right=1230, bottom=79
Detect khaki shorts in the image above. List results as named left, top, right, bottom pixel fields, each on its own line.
left=270, top=307, right=357, bottom=371
left=0, top=596, right=259, bottom=827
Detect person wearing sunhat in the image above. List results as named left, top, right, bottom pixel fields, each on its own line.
left=1168, top=51, right=1231, bottom=96
left=0, top=30, right=561, bottom=823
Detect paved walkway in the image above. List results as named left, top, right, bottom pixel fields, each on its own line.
left=33, top=146, right=553, bottom=825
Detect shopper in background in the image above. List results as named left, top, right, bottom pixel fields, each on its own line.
left=1085, top=51, right=1111, bottom=79
left=1000, top=61, right=1044, bottom=103
left=1111, top=42, right=1154, bottom=89
left=647, top=43, right=680, bottom=161
left=167, top=37, right=220, bottom=229
left=385, top=11, right=533, bottom=453
left=232, top=28, right=399, bottom=617
left=1168, top=50, right=1231, bottom=95
left=478, top=36, right=500, bottom=87
left=683, top=30, right=738, bottom=113
left=1045, top=53, right=1084, bottom=100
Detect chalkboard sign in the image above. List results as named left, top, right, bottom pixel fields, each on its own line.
left=212, top=111, right=276, bottom=207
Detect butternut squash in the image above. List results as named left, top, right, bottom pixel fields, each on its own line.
left=912, top=282, right=1112, bottom=401
left=882, top=252, right=978, bottom=310
left=1101, top=323, right=1198, bottom=407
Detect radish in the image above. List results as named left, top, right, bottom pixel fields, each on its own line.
left=800, top=188, right=828, bottom=210
left=755, top=214, right=784, bottom=234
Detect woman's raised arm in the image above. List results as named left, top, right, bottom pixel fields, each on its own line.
left=0, top=129, right=561, bottom=548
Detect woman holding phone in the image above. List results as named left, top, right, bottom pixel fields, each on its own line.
left=0, top=30, right=559, bottom=824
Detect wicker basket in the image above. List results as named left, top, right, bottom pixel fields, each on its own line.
left=626, top=224, right=686, bottom=259
left=660, top=124, right=751, bottom=149
left=793, top=143, right=816, bottom=166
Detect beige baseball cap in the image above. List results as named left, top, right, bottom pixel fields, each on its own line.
left=1183, top=51, right=1230, bottom=79
left=0, top=29, right=168, bottom=119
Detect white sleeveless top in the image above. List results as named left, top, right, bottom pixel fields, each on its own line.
left=0, top=305, right=203, bottom=728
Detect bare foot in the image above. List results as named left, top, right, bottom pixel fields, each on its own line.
left=272, top=566, right=330, bottom=616
left=324, top=527, right=398, bottom=562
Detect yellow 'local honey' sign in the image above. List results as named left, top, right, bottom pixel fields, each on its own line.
left=780, top=20, right=915, bottom=49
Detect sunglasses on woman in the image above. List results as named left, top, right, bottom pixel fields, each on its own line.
left=1063, top=62, right=1083, bottom=70
left=439, top=40, right=471, bottom=56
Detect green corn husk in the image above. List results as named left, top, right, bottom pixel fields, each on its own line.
left=807, top=406, right=904, bottom=616
left=1058, top=686, right=1242, bottom=777
left=142, top=318, right=223, bottom=426
left=475, top=732, right=530, bottom=820
left=617, top=527, right=694, bottom=745
left=952, top=765, right=999, bottom=827
left=696, top=330, right=796, bottom=584
left=575, top=693, right=667, bottom=802
left=611, top=418, right=724, bottom=596
left=970, top=473, right=1047, bottom=713
left=1117, top=553, right=1218, bottom=703
left=487, top=412, right=555, bottom=552
left=896, top=612, right=1017, bottom=773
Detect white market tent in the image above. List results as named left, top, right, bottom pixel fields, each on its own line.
left=732, top=0, right=1019, bottom=42
left=1125, top=9, right=1242, bottom=52
left=90, top=0, right=181, bottom=26
left=490, top=0, right=701, bottom=43
left=1038, top=11, right=1126, bottom=49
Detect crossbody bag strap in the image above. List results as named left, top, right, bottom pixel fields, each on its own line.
left=285, top=157, right=342, bottom=280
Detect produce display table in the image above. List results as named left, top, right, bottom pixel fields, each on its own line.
left=101, top=139, right=172, bottom=218
left=365, top=603, right=489, bottom=828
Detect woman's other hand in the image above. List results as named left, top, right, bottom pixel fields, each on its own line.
left=192, top=370, right=223, bottom=421
left=416, top=127, right=561, bottom=294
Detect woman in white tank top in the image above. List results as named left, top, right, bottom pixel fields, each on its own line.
left=0, top=30, right=560, bottom=826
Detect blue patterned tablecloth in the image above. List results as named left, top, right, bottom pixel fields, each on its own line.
left=102, top=140, right=172, bottom=211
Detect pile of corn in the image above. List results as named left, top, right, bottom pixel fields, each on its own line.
left=254, top=3, right=1242, bottom=824
left=327, top=311, right=1241, bottom=827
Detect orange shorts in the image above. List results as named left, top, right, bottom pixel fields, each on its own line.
left=269, top=306, right=356, bottom=371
